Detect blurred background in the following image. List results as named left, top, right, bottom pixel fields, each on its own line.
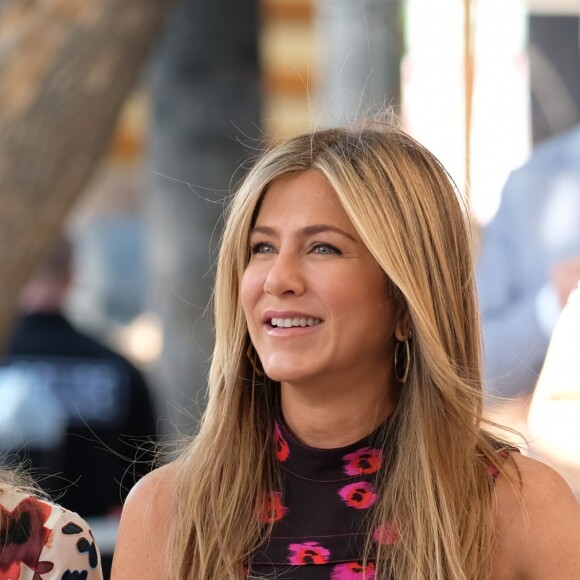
left=1, top=0, right=580, bottom=574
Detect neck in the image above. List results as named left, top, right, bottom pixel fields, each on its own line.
left=280, top=376, right=395, bottom=449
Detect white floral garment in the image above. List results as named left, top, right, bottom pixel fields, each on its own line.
left=0, top=490, right=103, bottom=579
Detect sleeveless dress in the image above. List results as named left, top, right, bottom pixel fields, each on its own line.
left=249, top=419, right=392, bottom=580
left=0, top=489, right=103, bottom=580
left=248, top=418, right=508, bottom=580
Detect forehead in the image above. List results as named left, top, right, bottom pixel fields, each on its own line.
left=255, top=170, right=355, bottom=232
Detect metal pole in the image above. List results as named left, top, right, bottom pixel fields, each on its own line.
left=464, top=0, right=474, bottom=201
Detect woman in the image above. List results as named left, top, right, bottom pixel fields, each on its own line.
left=112, top=124, right=580, bottom=580
left=0, top=469, right=103, bottom=578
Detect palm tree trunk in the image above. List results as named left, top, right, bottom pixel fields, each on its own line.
left=0, top=0, right=174, bottom=351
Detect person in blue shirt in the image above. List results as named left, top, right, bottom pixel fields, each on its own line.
left=477, top=124, right=580, bottom=399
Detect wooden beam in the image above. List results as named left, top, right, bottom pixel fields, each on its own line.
left=261, top=0, right=313, bottom=21
left=464, top=0, right=474, bottom=200
left=263, top=70, right=312, bottom=95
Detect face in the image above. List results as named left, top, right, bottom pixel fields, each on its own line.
left=241, top=170, right=403, bottom=390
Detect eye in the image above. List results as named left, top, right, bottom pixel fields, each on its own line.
left=311, top=242, right=341, bottom=255
left=250, top=241, right=276, bottom=255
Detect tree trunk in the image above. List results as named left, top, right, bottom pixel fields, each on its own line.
left=147, top=0, right=262, bottom=436
left=0, top=0, right=174, bottom=351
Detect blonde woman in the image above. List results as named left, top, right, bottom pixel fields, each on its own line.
left=0, top=469, right=103, bottom=578
left=112, top=124, right=580, bottom=580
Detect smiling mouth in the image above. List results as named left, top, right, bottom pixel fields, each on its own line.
left=270, top=317, right=322, bottom=328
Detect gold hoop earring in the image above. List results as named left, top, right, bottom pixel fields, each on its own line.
left=394, top=332, right=412, bottom=384
left=246, top=343, right=265, bottom=377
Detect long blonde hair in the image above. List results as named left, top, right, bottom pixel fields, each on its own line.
left=170, top=123, right=507, bottom=579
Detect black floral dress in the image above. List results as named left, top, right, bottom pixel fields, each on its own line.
left=248, top=419, right=509, bottom=580
left=249, top=419, right=393, bottom=580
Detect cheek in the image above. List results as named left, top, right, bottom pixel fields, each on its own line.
left=336, top=278, right=395, bottom=342
left=334, top=274, right=390, bottom=317
left=240, top=268, right=263, bottom=327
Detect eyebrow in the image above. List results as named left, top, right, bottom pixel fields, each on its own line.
left=250, top=224, right=357, bottom=242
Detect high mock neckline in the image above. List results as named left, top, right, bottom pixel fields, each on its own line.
left=273, top=414, right=394, bottom=482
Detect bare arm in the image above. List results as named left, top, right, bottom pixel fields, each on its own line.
left=493, top=454, right=580, bottom=579
left=528, top=285, right=580, bottom=472
left=111, top=463, right=177, bottom=580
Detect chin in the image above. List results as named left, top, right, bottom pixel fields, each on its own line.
left=260, top=349, right=327, bottom=384
left=263, top=363, right=312, bottom=384
left=265, top=369, right=302, bottom=383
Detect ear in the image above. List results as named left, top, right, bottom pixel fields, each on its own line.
left=394, top=306, right=412, bottom=342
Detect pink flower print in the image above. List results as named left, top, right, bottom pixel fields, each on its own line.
left=338, top=481, right=377, bottom=509
left=486, top=462, right=500, bottom=479
left=331, top=561, right=376, bottom=579
left=274, top=422, right=290, bottom=462
left=343, top=447, right=382, bottom=476
left=373, top=522, right=398, bottom=545
left=486, top=449, right=510, bottom=481
left=288, top=541, right=330, bottom=565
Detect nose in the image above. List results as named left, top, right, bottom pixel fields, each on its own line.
left=263, top=251, right=306, bottom=297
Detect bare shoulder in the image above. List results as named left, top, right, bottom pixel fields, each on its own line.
left=493, top=453, right=580, bottom=580
left=111, top=462, right=178, bottom=580
left=125, top=461, right=177, bottom=511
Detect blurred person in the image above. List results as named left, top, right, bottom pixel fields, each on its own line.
left=528, top=281, right=580, bottom=495
left=477, top=124, right=580, bottom=400
left=0, top=236, right=158, bottom=519
left=112, top=123, right=580, bottom=580
left=0, top=467, right=103, bottom=578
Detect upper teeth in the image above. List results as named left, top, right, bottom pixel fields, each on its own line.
left=271, top=317, right=321, bottom=328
